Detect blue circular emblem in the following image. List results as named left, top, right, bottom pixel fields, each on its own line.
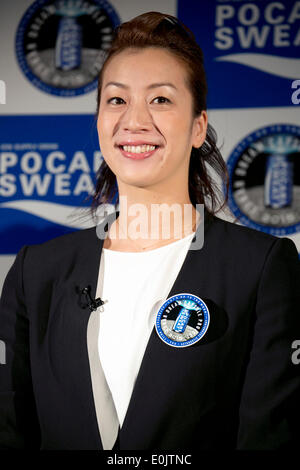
left=155, top=293, right=210, bottom=348
left=226, top=124, right=300, bottom=236
left=15, top=0, right=120, bottom=97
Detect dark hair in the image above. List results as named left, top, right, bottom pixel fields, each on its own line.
left=91, top=11, right=229, bottom=216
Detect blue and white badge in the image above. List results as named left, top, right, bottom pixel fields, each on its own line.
left=155, top=293, right=210, bottom=348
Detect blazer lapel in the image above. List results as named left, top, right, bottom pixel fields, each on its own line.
left=61, top=212, right=122, bottom=450
left=53, top=224, right=105, bottom=449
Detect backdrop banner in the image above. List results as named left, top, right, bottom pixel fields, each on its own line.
left=0, top=114, right=100, bottom=254
left=178, top=0, right=300, bottom=108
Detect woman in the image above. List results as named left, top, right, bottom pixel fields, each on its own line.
left=0, top=12, right=299, bottom=451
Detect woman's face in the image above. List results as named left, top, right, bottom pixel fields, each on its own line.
left=97, top=47, right=207, bottom=193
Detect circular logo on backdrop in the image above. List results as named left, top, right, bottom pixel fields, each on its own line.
left=15, top=0, right=120, bottom=97
left=155, top=293, right=210, bottom=348
left=227, top=124, right=300, bottom=236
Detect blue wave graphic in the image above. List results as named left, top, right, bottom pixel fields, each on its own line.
left=215, top=53, right=300, bottom=79
left=0, top=200, right=95, bottom=229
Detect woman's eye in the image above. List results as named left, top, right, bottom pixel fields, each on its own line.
left=107, top=97, right=125, bottom=105
left=152, top=96, right=171, bottom=104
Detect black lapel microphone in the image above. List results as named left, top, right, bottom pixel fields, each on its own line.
left=80, top=285, right=107, bottom=312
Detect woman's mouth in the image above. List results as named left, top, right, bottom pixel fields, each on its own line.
left=118, top=144, right=159, bottom=160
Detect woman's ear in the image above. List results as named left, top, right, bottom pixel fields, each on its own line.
left=192, top=110, right=208, bottom=149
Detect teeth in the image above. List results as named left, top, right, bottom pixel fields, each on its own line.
left=122, top=144, right=156, bottom=153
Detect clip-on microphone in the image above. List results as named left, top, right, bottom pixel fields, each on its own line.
left=81, top=285, right=107, bottom=312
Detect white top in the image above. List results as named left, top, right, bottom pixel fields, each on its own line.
left=95, top=231, right=195, bottom=430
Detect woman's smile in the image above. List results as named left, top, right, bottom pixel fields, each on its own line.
left=115, top=137, right=164, bottom=162
left=118, top=142, right=160, bottom=160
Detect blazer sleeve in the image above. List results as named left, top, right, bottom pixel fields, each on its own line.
left=237, top=237, right=300, bottom=449
left=0, top=246, right=41, bottom=449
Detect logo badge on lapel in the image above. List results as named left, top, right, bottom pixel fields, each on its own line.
left=155, top=293, right=210, bottom=348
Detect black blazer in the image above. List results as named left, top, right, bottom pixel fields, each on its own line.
left=0, top=213, right=299, bottom=450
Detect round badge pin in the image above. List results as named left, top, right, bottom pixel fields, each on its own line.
left=155, top=293, right=210, bottom=348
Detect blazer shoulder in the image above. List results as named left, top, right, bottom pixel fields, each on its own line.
left=29, top=226, right=97, bottom=250
left=212, top=215, right=276, bottom=240
left=22, top=226, right=100, bottom=270
left=208, top=214, right=298, bottom=260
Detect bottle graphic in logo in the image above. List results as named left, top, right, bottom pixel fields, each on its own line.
left=264, top=154, right=293, bottom=209
left=55, top=1, right=85, bottom=71
left=172, top=299, right=196, bottom=334
left=264, top=134, right=296, bottom=209
left=173, top=307, right=191, bottom=333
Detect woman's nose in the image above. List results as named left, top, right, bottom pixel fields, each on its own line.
left=120, top=101, right=153, bottom=132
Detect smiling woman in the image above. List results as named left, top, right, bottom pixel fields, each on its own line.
left=96, top=46, right=208, bottom=251
left=93, top=13, right=229, bottom=229
left=92, top=12, right=229, bottom=252
left=0, top=11, right=299, bottom=452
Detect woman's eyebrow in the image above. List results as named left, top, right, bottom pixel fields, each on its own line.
left=148, top=82, right=178, bottom=90
left=104, top=81, right=177, bottom=90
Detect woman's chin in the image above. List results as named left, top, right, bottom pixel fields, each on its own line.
left=117, top=175, right=155, bottom=188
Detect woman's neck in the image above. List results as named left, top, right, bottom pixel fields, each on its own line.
left=103, top=193, right=200, bottom=252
